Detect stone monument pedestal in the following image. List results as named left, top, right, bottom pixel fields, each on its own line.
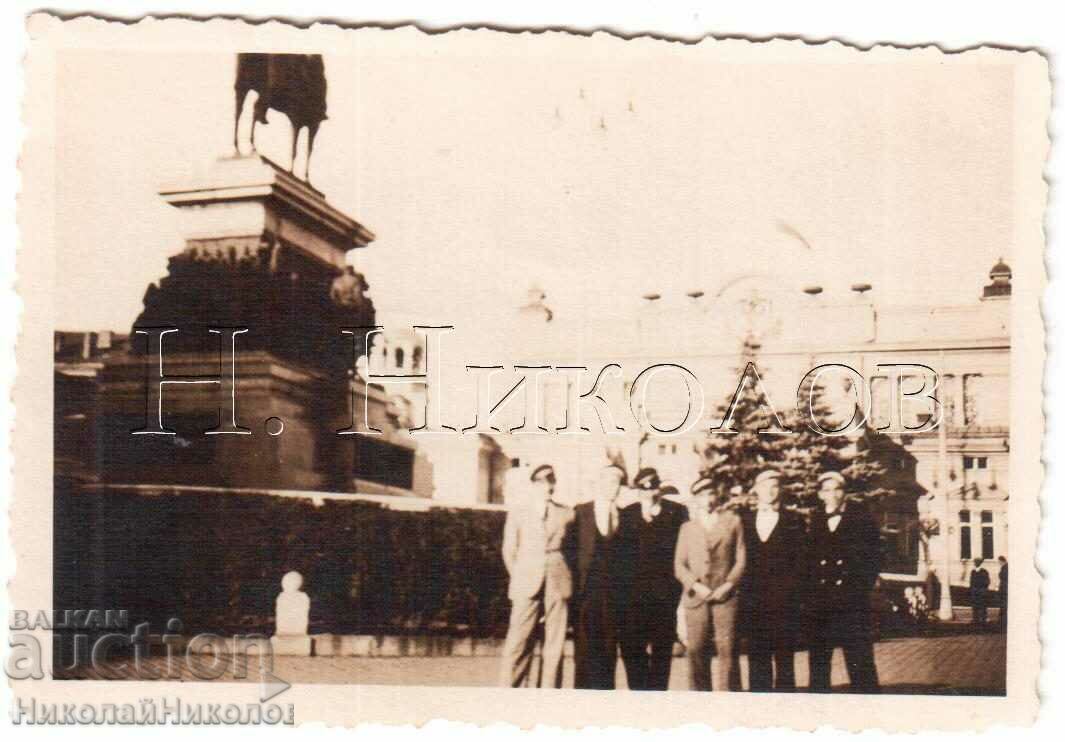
left=96, top=350, right=403, bottom=490
left=94, top=155, right=422, bottom=493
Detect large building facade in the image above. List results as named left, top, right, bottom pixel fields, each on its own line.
left=56, top=259, right=1012, bottom=592
left=382, top=260, right=1011, bottom=592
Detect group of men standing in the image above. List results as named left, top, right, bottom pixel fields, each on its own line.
left=498, top=461, right=882, bottom=692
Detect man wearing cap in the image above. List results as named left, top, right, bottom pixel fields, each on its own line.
left=807, top=471, right=881, bottom=693
left=674, top=475, right=746, bottom=691
left=573, top=461, right=628, bottom=689
left=615, top=467, right=687, bottom=690
left=740, top=469, right=807, bottom=692
left=499, top=464, right=576, bottom=688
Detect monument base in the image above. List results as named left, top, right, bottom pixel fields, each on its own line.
left=270, top=635, right=313, bottom=657
left=96, top=350, right=401, bottom=492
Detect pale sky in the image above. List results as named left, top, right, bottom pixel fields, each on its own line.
left=53, top=35, right=1014, bottom=334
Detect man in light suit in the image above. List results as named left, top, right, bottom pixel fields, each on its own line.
left=674, top=476, right=746, bottom=691
left=499, top=464, right=576, bottom=688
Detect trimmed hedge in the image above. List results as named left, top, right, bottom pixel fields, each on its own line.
left=54, top=479, right=510, bottom=638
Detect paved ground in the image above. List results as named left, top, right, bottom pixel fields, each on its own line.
left=78, top=629, right=1005, bottom=695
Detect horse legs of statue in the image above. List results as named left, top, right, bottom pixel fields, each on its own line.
left=304, top=122, right=319, bottom=182
left=233, top=89, right=243, bottom=155
left=234, top=89, right=260, bottom=155
left=290, top=124, right=300, bottom=175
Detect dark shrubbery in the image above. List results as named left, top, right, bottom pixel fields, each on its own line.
left=54, top=479, right=510, bottom=638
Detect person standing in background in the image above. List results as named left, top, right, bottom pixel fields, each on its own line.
left=970, top=558, right=991, bottom=626
left=997, top=556, right=1009, bottom=630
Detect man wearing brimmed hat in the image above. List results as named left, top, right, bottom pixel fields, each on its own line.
left=740, top=469, right=807, bottom=692
left=615, top=466, right=687, bottom=690
left=573, top=459, right=629, bottom=689
left=807, top=470, right=881, bottom=692
left=499, top=464, right=576, bottom=688
left=673, top=475, right=746, bottom=691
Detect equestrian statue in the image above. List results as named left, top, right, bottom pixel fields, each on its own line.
left=234, top=53, right=327, bottom=181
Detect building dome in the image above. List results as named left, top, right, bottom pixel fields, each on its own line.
left=982, top=258, right=1012, bottom=300
left=989, top=258, right=1011, bottom=280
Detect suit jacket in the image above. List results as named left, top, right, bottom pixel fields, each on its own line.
left=501, top=498, right=576, bottom=601
left=574, top=501, right=625, bottom=600
left=808, top=500, right=880, bottom=617
left=674, top=511, right=747, bottom=609
left=616, top=499, right=687, bottom=605
left=741, top=508, right=807, bottom=627
left=970, top=568, right=991, bottom=592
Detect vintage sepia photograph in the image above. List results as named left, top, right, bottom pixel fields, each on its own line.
left=12, top=11, right=1049, bottom=731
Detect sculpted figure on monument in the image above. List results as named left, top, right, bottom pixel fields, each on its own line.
left=330, top=266, right=368, bottom=310
left=234, top=53, right=328, bottom=181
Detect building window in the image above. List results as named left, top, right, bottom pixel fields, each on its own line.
left=963, top=374, right=982, bottom=426
left=900, top=373, right=935, bottom=429
left=981, top=511, right=994, bottom=559
left=870, top=375, right=890, bottom=430
left=941, top=374, right=957, bottom=427
left=963, top=456, right=989, bottom=470
left=412, top=346, right=423, bottom=372
left=959, top=509, right=972, bottom=560
left=878, top=507, right=920, bottom=575
left=394, top=347, right=405, bottom=369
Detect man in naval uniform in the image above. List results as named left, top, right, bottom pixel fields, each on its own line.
left=806, top=471, right=881, bottom=693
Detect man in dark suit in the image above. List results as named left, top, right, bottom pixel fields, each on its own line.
left=970, top=558, right=991, bottom=626
left=740, top=469, right=807, bottom=692
left=573, top=462, right=627, bottom=689
left=616, top=467, right=687, bottom=690
left=807, top=471, right=881, bottom=693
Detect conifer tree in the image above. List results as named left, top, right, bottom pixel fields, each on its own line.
left=699, top=339, right=896, bottom=513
